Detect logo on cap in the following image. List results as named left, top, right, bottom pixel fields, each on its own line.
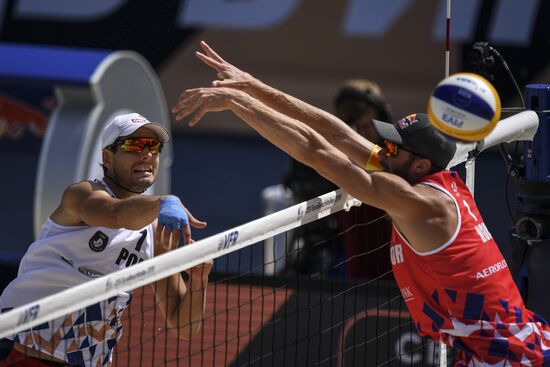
left=397, top=114, right=418, bottom=130
left=130, top=115, right=148, bottom=124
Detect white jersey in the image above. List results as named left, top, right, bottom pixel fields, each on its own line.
left=0, top=180, right=154, bottom=367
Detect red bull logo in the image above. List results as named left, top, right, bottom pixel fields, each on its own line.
left=397, top=114, right=418, bottom=130
left=0, top=94, right=49, bottom=141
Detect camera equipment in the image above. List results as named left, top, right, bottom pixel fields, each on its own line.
left=471, top=41, right=550, bottom=320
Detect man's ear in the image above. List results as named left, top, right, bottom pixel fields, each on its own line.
left=102, top=148, right=113, bottom=170
left=412, top=157, right=432, bottom=175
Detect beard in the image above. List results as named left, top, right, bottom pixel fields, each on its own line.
left=108, top=169, right=155, bottom=194
left=387, top=155, right=420, bottom=185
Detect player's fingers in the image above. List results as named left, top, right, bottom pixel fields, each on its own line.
left=173, top=98, right=198, bottom=117
left=168, top=228, right=180, bottom=248
left=196, top=260, right=214, bottom=278
left=172, top=89, right=202, bottom=114
left=204, top=259, right=214, bottom=271
left=154, top=224, right=164, bottom=243
left=181, top=225, right=192, bottom=245
left=173, top=98, right=202, bottom=122
left=212, top=80, right=236, bottom=87
left=181, top=204, right=206, bottom=228
left=187, top=107, right=208, bottom=127
left=195, top=51, right=223, bottom=71
left=212, top=80, right=247, bottom=90
left=200, top=41, right=226, bottom=63
left=160, top=224, right=172, bottom=245
left=187, top=209, right=207, bottom=229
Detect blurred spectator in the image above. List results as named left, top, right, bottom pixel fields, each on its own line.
left=333, top=79, right=391, bottom=143
left=334, top=79, right=393, bottom=280
left=284, top=79, right=393, bottom=279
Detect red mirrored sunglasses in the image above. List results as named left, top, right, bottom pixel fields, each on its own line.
left=112, top=137, right=163, bottom=154
left=383, top=140, right=399, bottom=157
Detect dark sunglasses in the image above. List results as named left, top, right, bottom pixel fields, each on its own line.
left=112, top=137, right=163, bottom=154
left=383, top=140, right=399, bottom=157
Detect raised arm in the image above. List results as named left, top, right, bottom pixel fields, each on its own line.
left=173, top=87, right=455, bottom=251
left=51, top=181, right=163, bottom=229
left=51, top=181, right=206, bottom=236
left=174, top=88, right=418, bottom=214
left=183, top=41, right=376, bottom=168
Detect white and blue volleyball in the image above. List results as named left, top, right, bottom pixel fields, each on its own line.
left=428, top=72, right=501, bottom=142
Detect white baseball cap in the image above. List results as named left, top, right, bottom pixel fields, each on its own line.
left=101, top=113, right=170, bottom=148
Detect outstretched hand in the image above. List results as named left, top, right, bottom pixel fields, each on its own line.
left=172, top=86, right=249, bottom=126
left=171, top=41, right=257, bottom=125
left=195, top=41, right=257, bottom=90
left=158, top=196, right=207, bottom=247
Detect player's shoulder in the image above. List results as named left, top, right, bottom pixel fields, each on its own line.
left=51, top=181, right=111, bottom=225
left=63, top=180, right=110, bottom=201
left=413, top=179, right=452, bottom=198
left=413, top=181, right=456, bottom=218
left=67, top=180, right=104, bottom=191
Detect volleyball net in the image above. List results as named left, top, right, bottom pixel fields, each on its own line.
left=0, top=189, right=444, bottom=367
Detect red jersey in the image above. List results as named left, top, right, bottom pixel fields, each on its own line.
left=390, top=171, right=550, bottom=366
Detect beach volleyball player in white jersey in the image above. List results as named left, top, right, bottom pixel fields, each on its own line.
left=0, top=113, right=212, bottom=367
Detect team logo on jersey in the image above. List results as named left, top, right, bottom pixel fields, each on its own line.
left=89, top=231, right=109, bottom=252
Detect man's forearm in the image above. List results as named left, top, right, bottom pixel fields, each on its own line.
left=247, top=81, right=344, bottom=139
left=244, top=81, right=376, bottom=165
left=228, top=93, right=318, bottom=167
left=112, top=195, right=162, bottom=230
left=224, top=93, right=377, bottom=206
left=79, top=191, right=163, bottom=230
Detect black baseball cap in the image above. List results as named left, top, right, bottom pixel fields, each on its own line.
left=372, top=113, right=457, bottom=169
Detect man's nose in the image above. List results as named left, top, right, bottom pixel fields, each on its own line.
left=140, top=147, right=153, bottom=160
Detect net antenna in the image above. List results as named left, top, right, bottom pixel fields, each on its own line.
left=440, top=1, right=451, bottom=363
left=445, top=0, right=451, bottom=78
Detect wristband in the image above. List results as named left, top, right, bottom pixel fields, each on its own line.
left=364, top=145, right=383, bottom=171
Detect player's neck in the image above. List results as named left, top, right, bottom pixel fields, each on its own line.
left=103, top=175, right=144, bottom=198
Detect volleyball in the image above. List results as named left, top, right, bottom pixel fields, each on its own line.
left=427, top=72, right=501, bottom=142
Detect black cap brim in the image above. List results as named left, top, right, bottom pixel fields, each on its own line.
left=372, top=119, right=402, bottom=144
